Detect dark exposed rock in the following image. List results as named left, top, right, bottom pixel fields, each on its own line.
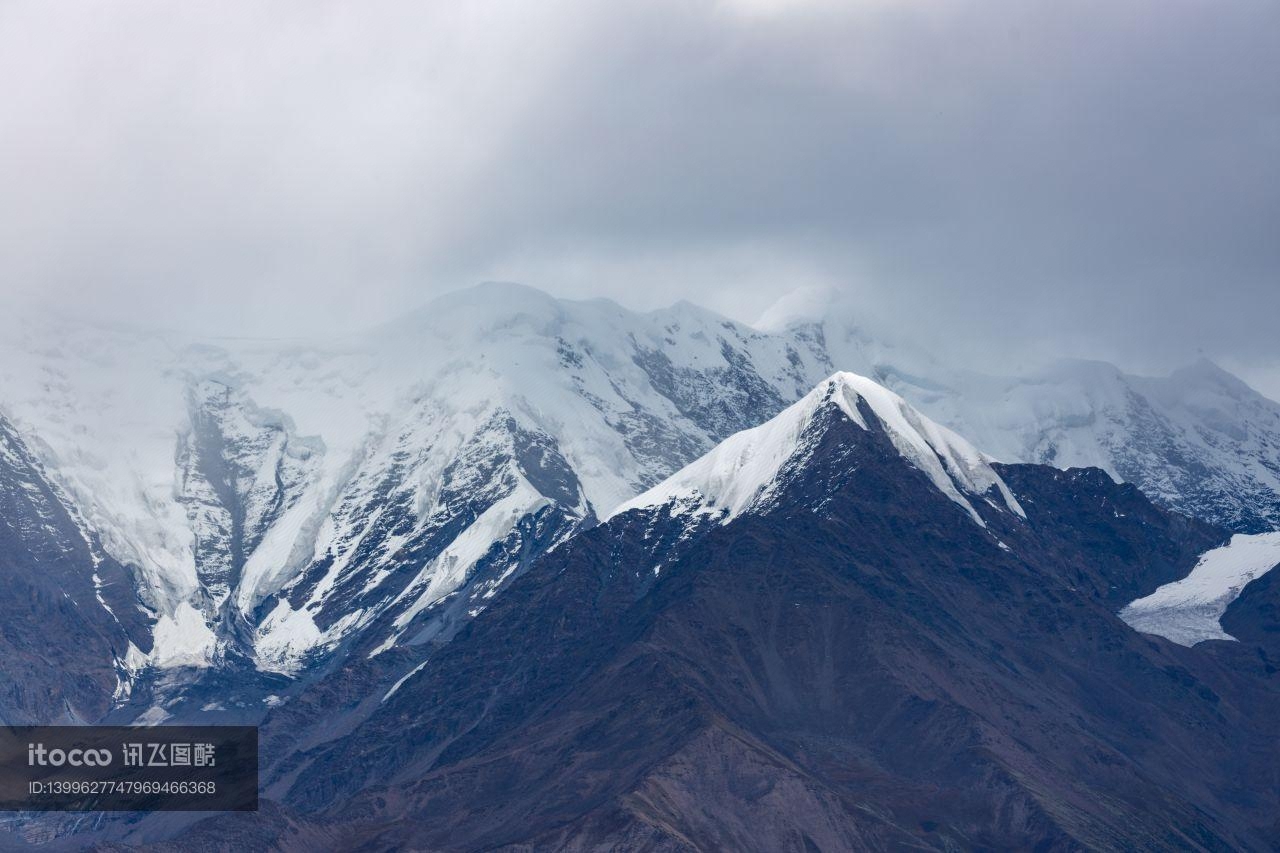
left=148, top=389, right=1280, bottom=851
left=0, top=414, right=148, bottom=724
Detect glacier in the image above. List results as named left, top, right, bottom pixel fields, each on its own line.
left=1120, top=532, right=1280, bottom=646
left=1, top=281, right=1278, bottom=685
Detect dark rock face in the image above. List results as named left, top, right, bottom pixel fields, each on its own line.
left=1218, top=561, right=1280, bottom=670
left=991, top=463, right=1225, bottom=607
left=0, top=415, right=147, bottom=723
left=153, top=397, right=1280, bottom=851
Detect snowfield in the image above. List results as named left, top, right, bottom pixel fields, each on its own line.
left=1120, top=532, right=1280, bottom=646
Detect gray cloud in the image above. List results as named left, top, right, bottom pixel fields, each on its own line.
left=0, top=0, right=1276, bottom=389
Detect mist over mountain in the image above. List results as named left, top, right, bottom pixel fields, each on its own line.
left=2, top=1, right=1277, bottom=848
left=0, top=286, right=1278, bottom=849
left=3, top=1, right=1279, bottom=396
left=18, top=370, right=1272, bottom=850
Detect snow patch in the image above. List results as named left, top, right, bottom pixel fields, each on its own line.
left=1120, top=532, right=1280, bottom=646
left=112, top=642, right=150, bottom=701
left=254, top=599, right=323, bottom=674
left=393, top=480, right=550, bottom=630
left=150, top=602, right=218, bottom=668
left=382, top=660, right=429, bottom=703
left=135, top=706, right=172, bottom=726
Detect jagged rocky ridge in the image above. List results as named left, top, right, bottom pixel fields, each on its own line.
left=0, top=283, right=1278, bottom=716
left=0, top=414, right=148, bottom=723
left=111, top=372, right=1280, bottom=851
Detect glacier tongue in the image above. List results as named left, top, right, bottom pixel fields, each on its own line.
left=608, top=372, right=1025, bottom=526
left=1120, top=532, right=1280, bottom=646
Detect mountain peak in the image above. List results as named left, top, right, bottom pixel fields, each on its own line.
left=752, top=285, right=843, bottom=332
left=1168, top=356, right=1255, bottom=394
left=369, top=281, right=568, bottom=341
left=608, top=372, right=1025, bottom=526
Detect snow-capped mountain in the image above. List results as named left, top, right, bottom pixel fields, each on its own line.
left=1, top=282, right=1277, bottom=702
left=0, top=283, right=831, bottom=683
left=198, top=371, right=1271, bottom=852
left=609, top=372, right=1025, bottom=528
left=768, top=294, right=1280, bottom=534
left=921, top=358, right=1280, bottom=534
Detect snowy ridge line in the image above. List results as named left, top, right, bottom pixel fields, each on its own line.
left=1120, top=532, right=1280, bottom=646
left=3, top=283, right=1279, bottom=673
left=607, top=372, right=1025, bottom=527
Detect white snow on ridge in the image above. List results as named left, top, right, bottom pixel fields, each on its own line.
left=608, top=372, right=1025, bottom=526
left=392, top=480, right=552, bottom=630
left=4, top=283, right=1280, bottom=672
left=1120, top=533, right=1280, bottom=646
left=923, top=359, right=1280, bottom=532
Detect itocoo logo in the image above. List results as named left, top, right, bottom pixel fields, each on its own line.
left=27, top=743, right=113, bottom=767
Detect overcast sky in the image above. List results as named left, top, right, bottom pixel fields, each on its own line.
left=1, top=1, right=1277, bottom=392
